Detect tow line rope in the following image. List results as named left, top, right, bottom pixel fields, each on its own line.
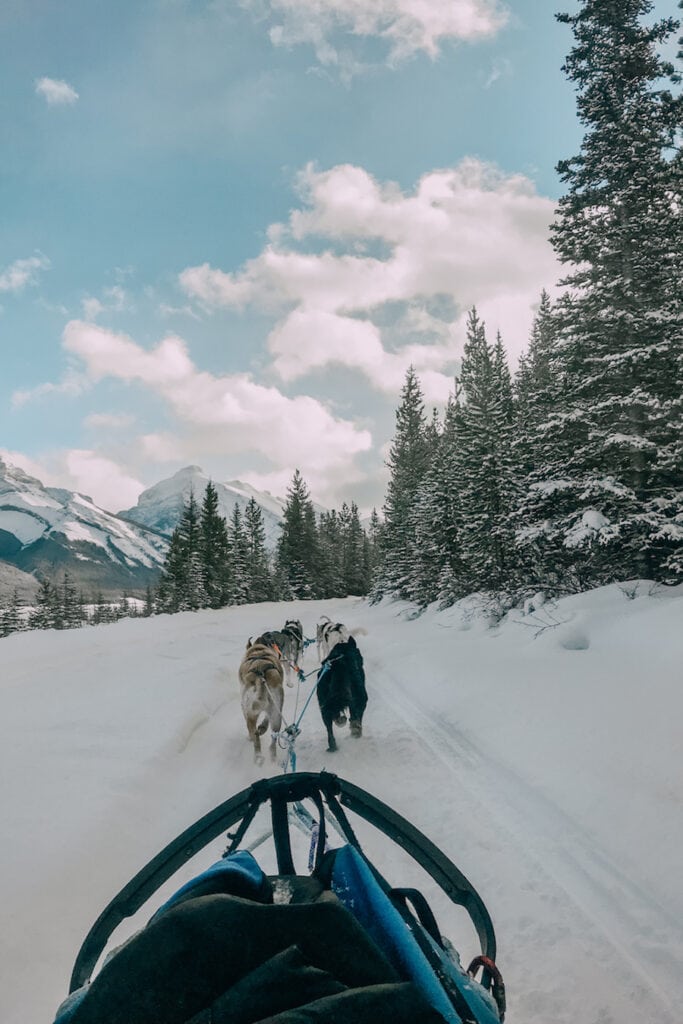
left=266, top=653, right=345, bottom=774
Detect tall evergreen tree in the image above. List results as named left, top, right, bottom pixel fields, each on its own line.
left=229, top=503, right=250, bottom=604
left=318, top=509, right=344, bottom=597
left=375, top=367, right=431, bottom=598
left=243, top=497, right=271, bottom=602
left=452, top=309, right=517, bottom=592
left=0, top=589, right=22, bottom=637
left=61, top=571, right=83, bottom=629
left=276, top=470, right=320, bottom=599
left=157, top=489, right=206, bottom=611
left=31, top=578, right=58, bottom=629
left=200, top=481, right=231, bottom=608
left=537, top=0, right=683, bottom=583
left=341, top=502, right=367, bottom=596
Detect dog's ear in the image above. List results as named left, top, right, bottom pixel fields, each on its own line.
left=246, top=636, right=253, bottom=649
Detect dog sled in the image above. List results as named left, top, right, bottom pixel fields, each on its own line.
left=55, top=772, right=505, bottom=1024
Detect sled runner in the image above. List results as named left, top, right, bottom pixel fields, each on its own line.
left=56, top=772, right=505, bottom=1024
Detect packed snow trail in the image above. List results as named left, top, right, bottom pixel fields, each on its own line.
left=1, top=585, right=682, bottom=1024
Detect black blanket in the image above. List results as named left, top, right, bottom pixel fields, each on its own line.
left=63, top=890, right=446, bottom=1024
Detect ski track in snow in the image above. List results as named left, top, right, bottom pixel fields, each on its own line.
left=366, top=666, right=683, bottom=1024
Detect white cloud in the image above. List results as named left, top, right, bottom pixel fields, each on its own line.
left=82, top=297, right=104, bottom=321
left=242, top=0, right=509, bottom=66
left=0, top=254, right=50, bottom=293
left=181, top=158, right=558, bottom=397
left=483, top=56, right=512, bottom=88
left=62, top=320, right=372, bottom=499
left=11, top=369, right=89, bottom=409
left=82, top=285, right=129, bottom=321
left=35, top=77, right=79, bottom=106
left=84, top=412, right=136, bottom=430
left=0, top=447, right=143, bottom=511
left=64, top=450, right=144, bottom=510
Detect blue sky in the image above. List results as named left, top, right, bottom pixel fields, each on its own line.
left=0, top=0, right=631, bottom=511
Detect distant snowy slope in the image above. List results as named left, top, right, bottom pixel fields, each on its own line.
left=0, top=455, right=167, bottom=593
left=2, top=582, right=682, bottom=1024
left=119, top=465, right=287, bottom=548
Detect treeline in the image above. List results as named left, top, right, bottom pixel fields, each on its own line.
left=0, top=474, right=378, bottom=638
left=374, top=1, right=682, bottom=607
left=0, top=574, right=152, bottom=637
left=155, top=473, right=378, bottom=614
left=375, top=286, right=681, bottom=608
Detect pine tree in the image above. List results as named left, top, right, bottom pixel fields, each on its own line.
left=143, top=584, right=155, bottom=617
left=452, top=309, right=517, bottom=593
left=341, top=502, right=367, bottom=596
left=543, top=0, right=683, bottom=583
left=0, top=589, right=22, bottom=637
left=513, top=292, right=578, bottom=591
left=61, top=572, right=83, bottom=629
left=229, top=503, right=250, bottom=604
left=375, top=367, right=431, bottom=599
left=243, top=497, right=272, bottom=602
left=318, top=509, right=344, bottom=597
left=31, top=578, right=58, bottom=629
left=157, top=489, right=206, bottom=612
left=276, top=470, right=320, bottom=599
left=200, top=481, right=231, bottom=608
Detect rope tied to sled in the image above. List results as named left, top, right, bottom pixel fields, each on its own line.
left=272, top=656, right=344, bottom=773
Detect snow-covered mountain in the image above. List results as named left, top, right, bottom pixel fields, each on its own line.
left=119, top=465, right=287, bottom=548
left=0, top=456, right=167, bottom=594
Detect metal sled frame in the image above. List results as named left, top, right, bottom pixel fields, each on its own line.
left=70, top=771, right=497, bottom=1001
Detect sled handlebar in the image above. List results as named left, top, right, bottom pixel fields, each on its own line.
left=69, top=771, right=496, bottom=992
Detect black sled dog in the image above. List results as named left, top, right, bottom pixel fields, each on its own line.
left=317, top=635, right=368, bottom=752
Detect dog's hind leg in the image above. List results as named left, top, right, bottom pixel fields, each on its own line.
left=246, top=715, right=264, bottom=765
left=349, top=693, right=366, bottom=739
left=321, top=710, right=337, bottom=753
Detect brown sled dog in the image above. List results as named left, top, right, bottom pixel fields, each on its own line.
left=239, top=637, right=284, bottom=764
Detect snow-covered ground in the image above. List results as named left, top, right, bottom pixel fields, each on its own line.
left=1, top=582, right=682, bottom=1024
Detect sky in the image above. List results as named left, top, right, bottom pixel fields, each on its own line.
left=2, top=582, right=683, bottom=1024
left=0, top=0, right=648, bottom=512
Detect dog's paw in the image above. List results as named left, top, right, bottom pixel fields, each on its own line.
left=286, top=680, right=294, bottom=688
left=254, top=753, right=265, bottom=766
left=334, top=714, right=347, bottom=727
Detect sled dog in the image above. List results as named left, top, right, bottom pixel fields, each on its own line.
left=317, top=635, right=367, bottom=753
left=259, top=619, right=304, bottom=687
left=316, top=616, right=350, bottom=661
left=238, top=638, right=284, bottom=764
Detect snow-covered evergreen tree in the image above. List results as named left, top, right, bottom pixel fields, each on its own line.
left=200, top=481, right=231, bottom=608
left=30, top=578, right=58, bottom=630
left=318, top=509, right=344, bottom=597
left=0, top=589, right=23, bottom=637
left=276, top=470, right=320, bottom=599
left=375, top=367, right=431, bottom=599
left=452, top=309, right=517, bottom=592
left=243, top=497, right=271, bottom=602
left=61, top=572, right=83, bottom=629
left=157, top=489, right=206, bottom=611
left=228, top=503, right=250, bottom=604
left=341, top=502, right=367, bottom=595
left=534, top=0, right=683, bottom=584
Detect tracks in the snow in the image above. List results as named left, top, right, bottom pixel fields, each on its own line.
left=371, top=671, right=683, bottom=1023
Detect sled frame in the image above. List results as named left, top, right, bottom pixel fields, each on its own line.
left=69, top=771, right=496, bottom=995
